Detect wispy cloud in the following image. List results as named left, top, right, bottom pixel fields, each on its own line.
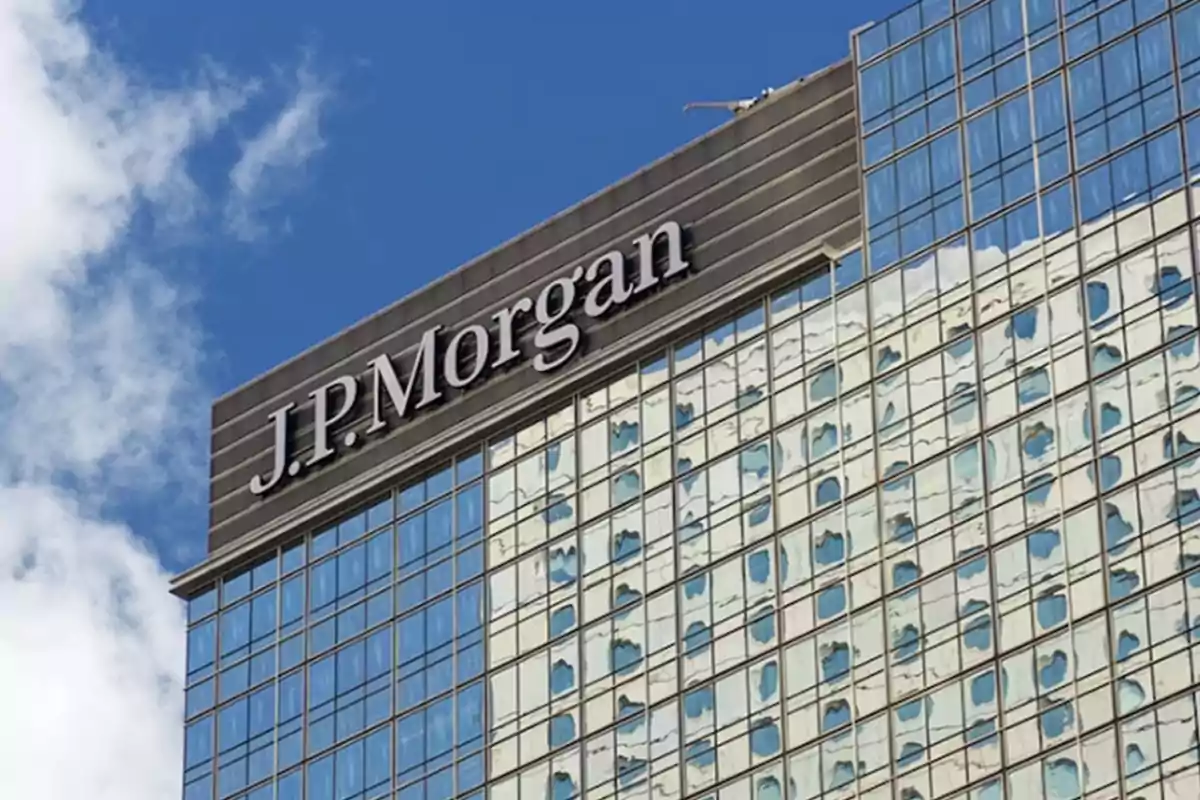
left=0, top=2, right=320, bottom=798
left=225, top=66, right=330, bottom=241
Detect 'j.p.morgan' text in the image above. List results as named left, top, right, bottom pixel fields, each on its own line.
left=248, top=220, right=691, bottom=497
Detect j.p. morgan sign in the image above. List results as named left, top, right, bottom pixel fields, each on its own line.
left=248, top=221, right=692, bottom=497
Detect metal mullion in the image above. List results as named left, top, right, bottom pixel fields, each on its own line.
left=947, top=2, right=1016, bottom=790
left=735, top=316, right=761, bottom=797
left=1145, top=7, right=1200, bottom=791
left=863, top=1, right=1175, bottom=177
left=1172, top=0, right=1200, bottom=223
left=820, top=254, right=869, bottom=798
left=1014, top=0, right=1097, bottom=793
left=762, top=287, right=796, bottom=794
left=267, top=543, right=284, bottom=795
left=299, top=537, right=312, bottom=796
left=479, top=441, right=496, bottom=798
left=628, top=357, right=652, bottom=796
left=448, top=472, right=460, bottom=800
left=897, top=141, right=935, bottom=800
left=855, top=11, right=904, bottom=787
left=571, top=386, right=586, bottom=800
left=1055, top=0, right=1136, bottom=796
left=1073, top=8, right=1200, bottom=799
left=211, top=591, right=225, bottom=800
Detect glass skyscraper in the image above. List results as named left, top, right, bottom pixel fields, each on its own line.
left=853, top=2, right=1200, bottom=798
left=175, top=2, right=1200, bottom=799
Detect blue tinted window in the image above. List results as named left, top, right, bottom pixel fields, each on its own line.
left=1093, top=343, right=1124, bottom=373
left=307, top=754, right=334, bottom=800
left=364, top=727, right=391, bottom=794
left=801, top=266, right=832, bottom=307
left=823, top=700, right=851, bottom=730
left=186, top=678, right=214, bottom=718
left=310, top=558, right=336, bottom=613
left=1181, top=3, right=1200, bottom=65
left=815, top=476, right=842, bottom=506
left=1039, top=650, right=1069, bottom=688
left=247, top=684, right=274, bottom=737
left=426, top=500, right=453, bottom=556
left=550, top=603, right=576, bottom=636
left=746, top=550, right=771, bottom=584
left=814, top=531, right=845, bottom=565
left=457, top=583, right=483, bottom=634
left=183, top=776, right=211, bottom=800
left=276, top=576, right=303, bottom=637
left=1071, top=19, right=1178, bottom=166
left=281, top=540, right=305, bottom=574
left=894, top=561, right=922, bottom=588
left=456, top=451, right=483, bottom=483
left=428, top=597, right=453, bottom=649
left=337, top=544, right=366, bottom=598
left=279, top=670, right=304, bottom=720
left=396, top=712, right=424, bottom=774
left=250, top=589, right=275, bottom=644
left=612, top=470, right=641, bottom=505
left=366, top=529, right=392, bottom=585
left=189, top=587, right=217, bottom=622
left=395, top=522, right=424, bottom=584
left=866, top=127, right=963, bottom=271
left=457, top=484, right=483, bottom=539
left=821, top=641, right=850, bottom=682
left=335, top=739, right=364, bottom=798
left=685, top=685, right=715, bottom=719
left=367, top=495, right=393, bottom=530
left=612, top=637, right=644, bottom=674
left=817, top=584, right=847, bottom=618
left=861, top=61, right=893, bottom=123
left=218, top=695, right=248, bottom=751
left=458, top=682, right=484, bottom=746
left=399, top=479, right=425, bottom=513
left=750, top=719, right=781, bottom=757
left=338, top=511, right=367, bottom=546
left=1018, top=368, right=1051, bottom=405
left=810, top=365, right=839, bottom=403
left=550, top=713, right=576, bottom=747
left=835, top=250, right=863, bottom=290
left=427, top=696, right=454, bottom=758
left=427, top=464, right=453, bottom=499
left=185, top=716, right=213, bottom=768
left=277, top=771, right=302, bottom=800
left=187, top=619, right=216, bottom=676
left=971, top=672, right=996, bottom=706
left=867, top=163, right=898, bottom=224
left=222, top=567, right=251, bottom=607
left=220, top=602, right=250, bottom=659
left=311, top=526, right=337, bottom=560
left=336, top=640, right=366, bottom=692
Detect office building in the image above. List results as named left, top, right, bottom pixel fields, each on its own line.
left=173, top=1, right=1200, bottom=797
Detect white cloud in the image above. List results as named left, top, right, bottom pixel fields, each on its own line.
left=0, top=485, right=185, bottom=800
left=0, top=1, right=318, bottom=799
left=225, top=66, right=330, bottom=241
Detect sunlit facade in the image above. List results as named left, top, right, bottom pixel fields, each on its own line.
left=178, top=1, right=1200, bottom=799
left=851, top=1, right=1200, bottom=799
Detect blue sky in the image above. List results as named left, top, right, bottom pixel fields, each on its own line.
left=93, top=1, right=898, bottom=390
left=80, top=0, right=904, bottom=571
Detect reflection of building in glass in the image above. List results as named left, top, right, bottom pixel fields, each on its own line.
left=174, top=2, right=1200, bottom=799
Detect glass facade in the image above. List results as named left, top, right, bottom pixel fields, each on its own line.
left=851, top=1, right=1200, bottom=799
left=182, top=1, right=1200, bottom=798
left=184, top=457, right=488, bottom=800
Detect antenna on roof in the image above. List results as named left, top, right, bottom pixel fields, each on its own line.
left=684, top=87, right=776, bottom=116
